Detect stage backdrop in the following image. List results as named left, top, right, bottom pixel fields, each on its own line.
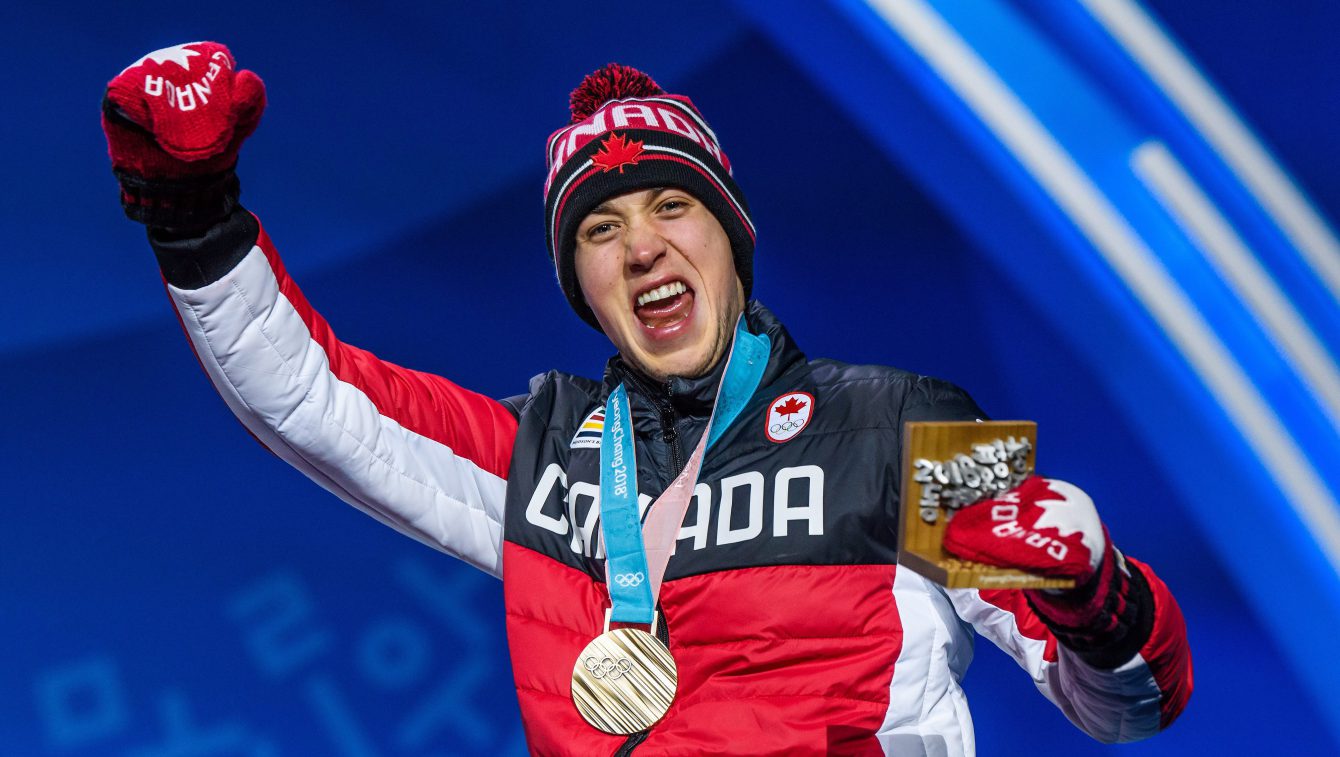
left=3, top=1, right=1338, bottom=754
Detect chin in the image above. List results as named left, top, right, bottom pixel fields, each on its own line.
left=634, top=343, right=719, bottom=381
left=633, top=358, right=693, bottom=382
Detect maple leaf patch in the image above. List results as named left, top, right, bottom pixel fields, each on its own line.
left=766, top=391, right=814, bottom=443
left=592, top=132, right=645, bottom=173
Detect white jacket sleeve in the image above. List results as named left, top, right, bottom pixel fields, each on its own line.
left=158, top=211, right=516, bottom=577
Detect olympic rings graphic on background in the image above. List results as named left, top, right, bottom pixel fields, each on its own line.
left=770, top=420, right=802, bottom=434
left=613, top=572, right=645, bottom=588
left=584, top=656, right=634, bottom=680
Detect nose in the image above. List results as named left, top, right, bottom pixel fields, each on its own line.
left=624, top=216, right=667, bottom=273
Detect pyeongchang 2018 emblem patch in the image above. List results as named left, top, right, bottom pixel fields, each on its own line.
left=570, top=406, right=606, bottom=449
left=766, top=391, right=814, bottom=443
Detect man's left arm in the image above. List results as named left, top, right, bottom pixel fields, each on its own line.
left=902, top=378, right=1192, bottom=742
left=943, top=480, right=1193, bottom=743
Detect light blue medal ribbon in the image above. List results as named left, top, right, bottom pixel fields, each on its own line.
left=599, top=382, right=650, bottom=623
left=600, top=317, right=771, bottom=624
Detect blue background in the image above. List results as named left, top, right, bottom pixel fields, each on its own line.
left=3, top=1, right=1338, bottom=754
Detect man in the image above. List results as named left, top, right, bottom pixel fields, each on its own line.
left=103, top=43, right=1191, bottom=755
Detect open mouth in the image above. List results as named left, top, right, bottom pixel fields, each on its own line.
left=634, top=279, right=694, bottom=330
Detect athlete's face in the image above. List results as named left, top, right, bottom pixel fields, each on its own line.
left=575, top=187, right=744, bottom=382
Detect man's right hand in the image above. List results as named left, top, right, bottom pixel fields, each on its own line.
left=102, top=42, right=265, bottom=230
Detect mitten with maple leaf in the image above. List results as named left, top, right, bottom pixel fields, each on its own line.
left=102, top=42, right=266, bottom=231
left=943, top=476, right=1156, bottom=667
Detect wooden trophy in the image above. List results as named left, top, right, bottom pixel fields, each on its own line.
left=898, top=421, right=1074, bottom=590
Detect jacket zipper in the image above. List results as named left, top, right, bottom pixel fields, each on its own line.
left=613, top=729, right=649, bottom=756
left=659, top=382, right=683, bottom=477
left=613, top=374, right=681, bottom=755
left=623, top=371, right=684, bottom=479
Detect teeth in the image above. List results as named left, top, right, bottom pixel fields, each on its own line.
left=637, top=281, right=687, bottom=307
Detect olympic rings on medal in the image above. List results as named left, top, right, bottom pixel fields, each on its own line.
left=613, top=572, right=645, bottom=588
left=584, top=655, right=634, bottom=680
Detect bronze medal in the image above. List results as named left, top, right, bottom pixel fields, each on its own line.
left=570, top=628, right=678, bottom=734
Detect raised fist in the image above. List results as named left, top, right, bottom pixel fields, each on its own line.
left=102, top=42, right=265, bottom=229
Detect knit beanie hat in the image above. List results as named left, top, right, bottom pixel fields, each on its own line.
left=543, top=64, right=756, bottom=330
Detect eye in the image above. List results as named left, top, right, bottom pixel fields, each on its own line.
left=658, top=198, right=691, bottom=214
left=584, top=221, right=618, bottom=241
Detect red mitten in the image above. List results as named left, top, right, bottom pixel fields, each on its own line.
left=944, top=477, right=1153, bottom=664
left=943, top=476, right=1106, bottom=582
left=102, top=42, right=266, bottom=229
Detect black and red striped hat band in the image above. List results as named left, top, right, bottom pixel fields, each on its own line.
left=543, top=93, right=755, bottom=331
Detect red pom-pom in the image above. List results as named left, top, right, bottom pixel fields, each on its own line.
left=569, top=63, right=664, bottom=123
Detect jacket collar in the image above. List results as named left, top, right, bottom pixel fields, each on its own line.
left=602, top=300, right=806, bottom=420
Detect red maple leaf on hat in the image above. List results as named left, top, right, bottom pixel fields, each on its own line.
left=774, top=397, right=807, bottom=417
left=592, top=132, right=644, bottom=173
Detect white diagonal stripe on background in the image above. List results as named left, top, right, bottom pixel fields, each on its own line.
left=866, top=0, right=1340, bottom=573
left=1133, top=140, right=1340, bottom=433
left=1081, top=0, right=1340, bottom=306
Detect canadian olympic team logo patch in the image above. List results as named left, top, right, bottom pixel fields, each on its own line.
left=766, top=391, right=814, bottom=443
